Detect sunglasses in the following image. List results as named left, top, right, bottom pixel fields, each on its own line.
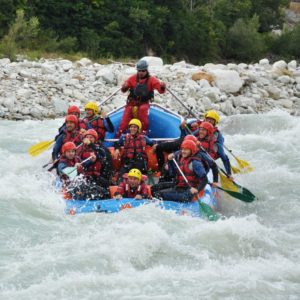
left=138, top=70, right=147, bottom=72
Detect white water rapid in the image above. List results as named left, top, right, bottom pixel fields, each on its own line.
left=0, top=110, right=300, bottom=300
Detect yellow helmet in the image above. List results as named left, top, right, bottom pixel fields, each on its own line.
left=128, top=168, right=142, bottom=181
left=84, top=102, right=99, bottom=114
left=128, top=118, right=142, bottom=132
left=204, top=110, right=220, bottom=125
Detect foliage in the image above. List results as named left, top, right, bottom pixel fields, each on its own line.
left=0, top=0, right=297, bottom=63
left=226, top=15, right=266, bottom=62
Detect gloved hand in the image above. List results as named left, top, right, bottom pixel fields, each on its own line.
left=160, top=82, right=166, bottom=91
left=121, top=82, right=129, bottom=92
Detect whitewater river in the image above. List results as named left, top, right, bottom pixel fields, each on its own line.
left=0, top=110, right=299, bottom=300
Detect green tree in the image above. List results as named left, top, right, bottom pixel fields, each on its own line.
left=226, top=15, right=266, bottom=62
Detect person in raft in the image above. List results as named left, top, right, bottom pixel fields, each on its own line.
left=83, top=102, right=114, bottom=141
left=57, top=142, right=94, bottom=182
left=114, top=168, right=151, bottom=200
left=113, top=118, right=156, bottom=181
left=116, top=59, right=166, bottom=137
left=153, top=140, right=208, bottom=203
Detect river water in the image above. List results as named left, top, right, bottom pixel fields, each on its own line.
left=0, top=110, right=299, bottom=300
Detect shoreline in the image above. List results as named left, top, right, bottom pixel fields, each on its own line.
left=0, top=56, right=299, bottom=121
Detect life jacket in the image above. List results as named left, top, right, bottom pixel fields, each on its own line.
left=199, top=138, right=219, bottom=160
left=123, top=133, right=147, bottom=160
left=79, top=145, right=102, bottom=177
left=84, top=116, right=106, bottom=141
left=78, top=119, right=88, bottom=130
left=176, top=156, right=204, bottom=189
left=61, top=130, right=82, bottom=148
left=117, top=179, right=148, bottom=198
left=128, top=75, right=154, bottom=102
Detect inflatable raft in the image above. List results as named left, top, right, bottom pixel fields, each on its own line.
left=59, top=104, right=219, bottom=219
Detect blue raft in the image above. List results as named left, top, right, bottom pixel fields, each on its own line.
left=61, top=104, right=219, bottom=218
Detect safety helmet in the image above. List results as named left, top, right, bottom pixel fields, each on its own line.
left=67, top=105, right=80, bottom=115
left=128, top=168, right=142, bottom=181
left=184, top=135, right=198, bottom=143
left=204, top=110, right=220, bottom=125
left=84, top=129, right=98, bottom=140
left=65, top=115, right=78, bottom=125
left=62, top=142, right=76, bottom=153
left=180, top=140, right=197, bottom=155
left=199, top=121, right=214, bottom=136
left=128, top=118, right=142, bottom=132
left=136, top=59, right=149, bottom=71
left=84, top=102, right=99, bottom=114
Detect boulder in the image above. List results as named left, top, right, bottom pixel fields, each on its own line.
left=272, top=60, right=287, bottom=71
left=140, top=56, right=163, bottom=67
left=208, top=70, right=243, bottom=93
left=266, top=86, right=281, bottom=100
left=76, top=58, right=92, bottom=67
left=259, top=58, right=269, bottom=66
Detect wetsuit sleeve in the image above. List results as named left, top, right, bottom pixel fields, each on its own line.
left=192, top=160, right=208, bottom=191
left=52, top=134, right=64, bottom=160
left=103, top=117, right=114, bottom=133
left=200, top=152, right=219, bottom=182
left=55, top=123, right=65, bottom=141
left=57, top=161, right=67, bottom=175
left=114, top=135, right=125, bottom=149
left=144, top=136, right=155, bottom=146
left=216, top=144, right=231, bottom=175
left=149, top=76, right=166, bottom=94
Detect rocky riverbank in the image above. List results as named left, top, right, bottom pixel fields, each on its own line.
left=0, top=56, right=299, bottom=120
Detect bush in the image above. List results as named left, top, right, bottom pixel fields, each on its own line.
left=226, top=15, right=266, bottom=62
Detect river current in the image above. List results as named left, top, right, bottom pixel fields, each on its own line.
left=0, top=110, right=299, bottom=300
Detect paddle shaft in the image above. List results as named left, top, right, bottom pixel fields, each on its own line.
left=172, top=157, right=190, bottom=186
left=98, top=87, right=121, bottom=107
left=167, top=88, right=198, bottom=119
left=223, top=144, right=239, bottom=160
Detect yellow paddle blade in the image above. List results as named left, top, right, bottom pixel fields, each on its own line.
left=28, top=140, right=54, bottom=157
left=236, top=157, right=254, bottom=172
left=219, top=172, right=239, bottom=193
left=231, top=165, right=241, bottom=174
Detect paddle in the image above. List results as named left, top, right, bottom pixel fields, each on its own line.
left=28, top=88, right=121, bottom=157
left=172, top=158, right=219, bottom=221
left=218, top=169, right=256, bottom=202
left=167, top=87, right=199, bottom=119
left=28, top=140, right=55, bottom=157
left=62, top=156, right=93, bottom=180
left=224, top=145, right=254, bottom=173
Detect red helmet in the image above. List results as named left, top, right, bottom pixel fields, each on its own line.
left=199, top=121, right=214, bottom=136
left=62, top=142, right=76, bottom=153
left=180, top=140, right=197, bottom=155
left=84, top=129, right=98, bottom=140
left=67, top=105, right=80, bottom=115
left=184, top=135, right=198, bottom=143
left=65, top=115, right=78, bottom=125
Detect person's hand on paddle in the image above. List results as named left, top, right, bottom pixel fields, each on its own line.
left=168, top=153, right=174, bottom=160
left=113, top=149, right=120, bottom=160
left=121, top=82, right=129, bottom=92
left=74, top=163, right=83, bottom=173
left=160, top=82, right=166, bottom=92
left=134, top=194, right=143, bottom=200
left=90, top=153, right=97, bottom=162
left=190, top=187, right=198, bottom=195
left=83, top=137, right=91, bottom=145
left=227, top=175, right=234, bottom=181
left=211, top=182, right=219, bottom=188
left=180, top=120, right=187, bottom=129
left=101, top=109, right=107, bottom=118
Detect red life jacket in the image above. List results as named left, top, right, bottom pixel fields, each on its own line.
left=176, top=156, right=203, bottom=188
left=62, top=130, right=82, bottom=148
left=79, top=145, right=102, bottom=177
left=129, top=75, right=154, bottom=102
left=84, top=116, right=106, bottom=140
left=117, top=180, right=148, bottom=198
left=78, top=119, right=87, bottom=130
left=199, top=138, right=219, bottom=160
left=123, top=133, right=147, bottom=160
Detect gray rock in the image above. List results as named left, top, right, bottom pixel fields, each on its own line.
left=209, top=69, right=243, bottom=93
left=53, top=97, right=68, bottom=114
left=278, top=99, right=293, bottom=109
left=266, top=86, right=281, bottom=100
